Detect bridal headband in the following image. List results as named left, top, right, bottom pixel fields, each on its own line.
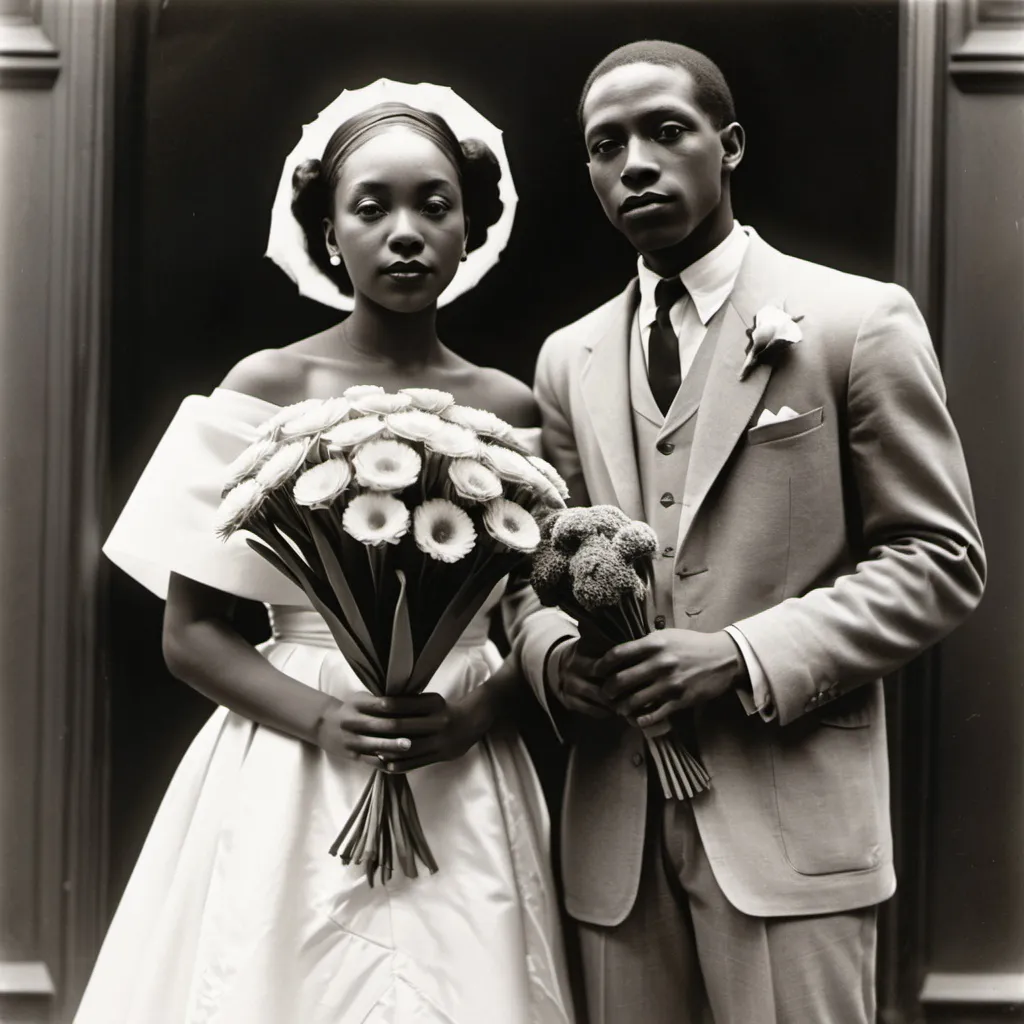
left=265, top=78, right=518, bottom=311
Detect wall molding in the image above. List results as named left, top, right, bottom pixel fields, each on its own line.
left=920, top=971, right=1024, bottom=1005
left=32, top=0, right=114, bottom=1018
left=0, top=13, right=60, bottom=88
left=0, top=962, right=55, bottom=997
left=949, top=0, right=1024, bottom=86
left=52, top=0, right=115, bottom=1012
left=895, top=0, right=945, bottom=332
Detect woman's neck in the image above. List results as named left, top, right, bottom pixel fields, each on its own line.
left=333, top=296, right=445, bottom=369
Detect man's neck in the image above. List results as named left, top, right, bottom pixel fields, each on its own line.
left=640, top=203, right=735, bottom=279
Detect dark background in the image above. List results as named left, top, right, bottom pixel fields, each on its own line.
left=106, top=0, right=899, bottom=908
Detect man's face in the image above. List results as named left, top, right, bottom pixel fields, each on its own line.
left=582, top=62, right=733, bottom=254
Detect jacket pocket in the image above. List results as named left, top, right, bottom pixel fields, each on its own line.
left=746, top=405, right=824, bottom=445
left=770, top=717, right=882, bottom=875
left=819, top=706, right=872, bottom=729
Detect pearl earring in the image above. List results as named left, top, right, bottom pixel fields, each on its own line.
left=329, top=253, right=341, bottom=266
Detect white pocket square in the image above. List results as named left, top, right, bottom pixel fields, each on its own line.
left=756, top=405, right=801, bottom=427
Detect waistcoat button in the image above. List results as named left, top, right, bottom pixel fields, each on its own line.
left=654, top=615, right=666, bottom=629
left=660, top=492, right=675, bottom=507
left=657, top=441, right=675, bottom=455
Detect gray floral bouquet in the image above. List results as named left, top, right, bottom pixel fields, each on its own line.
left=531, top=505, right=711, bottom=800
left=215, top=386, right=567, bottom=884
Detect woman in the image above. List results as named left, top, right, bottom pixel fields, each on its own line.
left=77, top=80, right=574, bottom=1024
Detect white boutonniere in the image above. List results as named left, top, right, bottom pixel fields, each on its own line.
left=739, top=304, right=804, bottom=381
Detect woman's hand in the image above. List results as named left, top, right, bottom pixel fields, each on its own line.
left=314, top=695, right=414, bottom=765
left=314, top=692, right=490, bottom=771
left=375, top=690, right=495, bottom=774
left=317, top=658, right=526, bottom=771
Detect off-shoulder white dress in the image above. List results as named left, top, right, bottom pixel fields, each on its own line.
left=75, top=388, right=573, bottom=1024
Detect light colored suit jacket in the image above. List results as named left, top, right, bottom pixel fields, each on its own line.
left=515, top=230, right=985, bottom=927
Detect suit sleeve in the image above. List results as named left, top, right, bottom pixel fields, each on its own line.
left=500, top=333, right=580, bottom=737
left=535, top=334, right=590, bottom=508
left=501, top=564, right=576, bottom=740
left=734, top=283, right=986, bottom=726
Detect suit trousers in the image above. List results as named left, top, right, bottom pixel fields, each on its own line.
left=576, top=784, right=878, bottom=1024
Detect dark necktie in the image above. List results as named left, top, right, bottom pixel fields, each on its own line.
left=647, top=276, right=687, bottom=415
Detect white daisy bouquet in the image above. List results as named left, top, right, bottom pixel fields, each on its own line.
left=531, top=505, right=711, bottom=801
left=215, top=386, right=566, bottom=885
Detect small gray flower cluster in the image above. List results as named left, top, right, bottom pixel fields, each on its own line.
left=531, top=505, right=657, bottom=614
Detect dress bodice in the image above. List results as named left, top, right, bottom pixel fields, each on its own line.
left=104, top=387, right=541, bottom=609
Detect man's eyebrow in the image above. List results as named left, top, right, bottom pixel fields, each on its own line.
left=585, top=103, right=697, bottom=138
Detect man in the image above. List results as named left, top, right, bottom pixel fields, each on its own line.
left=513, top=40, right=985, bottom=1023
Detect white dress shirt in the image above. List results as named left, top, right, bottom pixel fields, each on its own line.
left=635, top=219, right=749, bottom=377
left=633, top=222, right=775, bottom=720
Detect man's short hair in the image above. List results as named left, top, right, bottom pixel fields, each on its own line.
left=578, top=40, right=736, bottom=129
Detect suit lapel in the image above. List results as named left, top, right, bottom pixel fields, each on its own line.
left=677, top=232, right=793, bottom=549
left=579, top=281, right=645, bottom=522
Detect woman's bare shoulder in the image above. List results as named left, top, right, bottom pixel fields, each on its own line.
left=469, top=366, right=539, bottom=428
left=219, top=347, right=310, bottom=407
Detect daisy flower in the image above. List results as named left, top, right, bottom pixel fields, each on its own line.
left=413, top=499, right=477, bottom=563
left=350, top=392, right=413, bottom=416
left=443, top=405, right=514, bottom=441
left=482, top=498, right=541, bottom=553
left=257, top=398, right=322, bottom=439
left=352, top=440, right=422, bottom=491
left=386, top=409, right=446, bottom=445
left=293, top=458, right=352, bottom=508
left=342, top=384, right=385, bottom=401
left=254, top=440, right=310, bottom=490
left=425, top=421, right=482, bottom=460
left=480, top=443, right=547, bottom=489
left=399, top=387, right=455, bottom=414
left=215, top=478, right=266, bottom=538
left=448, top=458, right=503, bottom=503
left=278, top=397, right=350, bottom=439
left=223, top=436, right=278, bottom=490
left=322, top=415, right=386, bottom=450
left=527, top=455, right=571, bottom=500
left=342, top=493, right=410, bottom=546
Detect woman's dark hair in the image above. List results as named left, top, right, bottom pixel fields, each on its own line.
left=290, top=101, right=503, bottom=293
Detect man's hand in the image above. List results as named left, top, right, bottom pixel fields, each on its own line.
left=550, top=639, right=615, bottom=718
left=596, top=629, right=746, bottom=727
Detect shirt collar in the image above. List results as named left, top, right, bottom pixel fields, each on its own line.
left=636, top=221, right=750, bottom=329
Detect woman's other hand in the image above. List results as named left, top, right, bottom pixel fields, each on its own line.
left=316, top=693, right=487, bottom=770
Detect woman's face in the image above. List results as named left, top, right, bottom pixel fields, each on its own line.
left=326, top=127, right=467, bottom=313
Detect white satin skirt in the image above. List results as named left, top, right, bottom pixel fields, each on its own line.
left=73, top=606, right=574, bottom=1024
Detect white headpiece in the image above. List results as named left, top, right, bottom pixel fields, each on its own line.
left=265, top=78, right=518, bottom=311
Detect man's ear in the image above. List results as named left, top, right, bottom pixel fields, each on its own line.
left=721, top=122, right=745, bottom=174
